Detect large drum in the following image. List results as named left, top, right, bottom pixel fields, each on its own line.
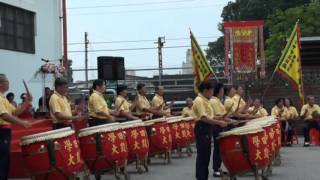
left=21, top=127, right=83, bottom=180
left=120, top=120, right=149, bottom=161
left=246, top=116, right=278, bottom=156
left=166, top=116, right=190, bottom=149
left=78, top=123, right=128, bottom=173
left=219, top=125, right=269, bottom=176
left=182, top=117, right=196, bottom=143
left=144, top=118, right=172, bottom=156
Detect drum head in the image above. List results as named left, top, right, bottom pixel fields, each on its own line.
left=21, top=127, right=74, bottom=146
left=78, top=122, right=120, bottom=137
left=120, top=120, right=144, bottom=129
left=219, top=124, right=263, bottom=138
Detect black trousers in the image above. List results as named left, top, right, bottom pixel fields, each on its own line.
left=88, top=118, right=112, bottom=127
left=195, top=122, right=213, bottom=180
left=281, top=121, right=294, bottom=143
left=212, top=125, right=222, bottom=172
left=0, top=128, right=11, bottom=180
left=52, top=122, right=71, bottom=130
left=304, top=121, right=320, bottom=142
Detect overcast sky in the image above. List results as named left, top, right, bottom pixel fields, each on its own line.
left=67, top=0, right=232, bottom=81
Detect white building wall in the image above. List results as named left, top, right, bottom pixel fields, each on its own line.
left=182, top=49, right=193, bottom=74
left=0, top=0, right=62, bottom=108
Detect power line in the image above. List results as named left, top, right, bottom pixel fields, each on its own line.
left=68, top=44, right=208, bottom=53
left=68, top=36, right=220, bottom=45
left=68, top=4, right=225, bottom=16
left=68, top=0, right=196, bottom=10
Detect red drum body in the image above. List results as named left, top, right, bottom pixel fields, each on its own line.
left=144, top=118, right=172, bottom=155
left=219, top=125, right=269, bottom=175
left=183, top=117, right=196, bottom=143
left=21, top=128, right=83, bottom=180
left=246, top=116, right=277, bottom=157
left=121, top=120, right=149, bottom=160
left=272, top=120, right=282, bottom=151
left=167, top=116, right=190, bottom=149
left=78, top=123, right=128, bottom=173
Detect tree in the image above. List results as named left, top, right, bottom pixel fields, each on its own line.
left=205, top=37, right=224, bottom=65
left=206, top=0, right=311, bottom=65
left=265, top=2, right=320, bottom=66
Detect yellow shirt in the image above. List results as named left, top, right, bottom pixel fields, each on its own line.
left=88, top=90, right=110, bottom=119
left=136, top=94, right=151, bottom=114
left=49, top=91, right=72, bottom=123
left=271, top=106, right=289, bottom=120
left=232, top=94, right=246, bottom=111
left=192, top=94, right=214, bottom=121
left=286, top=106, right=299, bottom=120
left=248, top=106, right=268, bottom=117
left=182, top=107, right=194, bottom=117
left=0, top=93, right=16, bottom=125
left=300, top=104, right=320, bottom=120
left=151, top=94, right=170, bottom=113
left=210, top=96, right=226, bottom=117
left=115, top=95, right=131, bottom=113
left=224, top=96, right=236, bottom=114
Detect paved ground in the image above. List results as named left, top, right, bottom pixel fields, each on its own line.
left=94, top=140, right=320, bottom=180
left=10, top=139, right=320, bottom=180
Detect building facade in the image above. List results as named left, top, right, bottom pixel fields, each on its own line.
left=181, top=49, right=193, bottom=74
left=0, top=0, right=62, bottom=108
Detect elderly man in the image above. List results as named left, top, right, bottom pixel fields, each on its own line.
left=0, top=74, right=31, bottom=179
left=300, top=96, right=320, bottom=147
left=49, top=78, right=82, bottom=129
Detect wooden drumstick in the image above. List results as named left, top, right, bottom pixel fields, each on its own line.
left=23, top=79, right=33, bottom=99
left=117, top=100, right=125, bottom=111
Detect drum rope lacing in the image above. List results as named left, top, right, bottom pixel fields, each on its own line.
left=21, top=127, right=75, bottom=146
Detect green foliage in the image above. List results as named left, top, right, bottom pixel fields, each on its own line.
left=205, top=37, right=225, bottom=65
left=265, top=2, right=320, bottom=66
left=206, top=0, right=311, bottom=65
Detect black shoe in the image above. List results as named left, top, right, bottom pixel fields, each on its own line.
left=304, top=142, right=310, bottom=147
left=213, top=171, right=222, bottom=177
left=286, top=143, right=292, bottom=147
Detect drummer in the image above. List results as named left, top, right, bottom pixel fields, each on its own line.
left=271, top=98, right=289, bottom=144
left=247, top=98, right=268, bottom=118
left=0, top=74, right=31, bottom=179
left=193, top=81, right=229, bottom=180
left=209, top=83, right=231, bottom=177
left=135, top=83, right=166, bottom=119
left=151, top=85, right=172, bottom=117
left=300, top=96, right=320, bottom=147
left=181, top=98, right=194, bottom=117
left=88, top=79, right=119, bottom=127
left=232, top=85, right=250, bottom=116
left=224, top=86, right=236, bottom=115
left=284, top=98, right=299, bottom=146
left=49, top=77, right=82, bottom=129
left=115, top=85, right=139, bottom=120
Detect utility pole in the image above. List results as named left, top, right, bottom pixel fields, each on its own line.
left=85, top=32, right=89, bottom=88
left=155, top=36, right=165, bottom=85
left=62, top=0, right=68, bottom=72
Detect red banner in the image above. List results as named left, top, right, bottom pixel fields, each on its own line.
left=224, top=21, right=265, bottom=79
left=233, top=43, right=256, bottom=72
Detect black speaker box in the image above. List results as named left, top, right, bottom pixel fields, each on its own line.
left=97, top=56, right=125, bottom=80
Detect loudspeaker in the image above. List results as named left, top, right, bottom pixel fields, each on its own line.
left=97, top=56, right=125, bottom=80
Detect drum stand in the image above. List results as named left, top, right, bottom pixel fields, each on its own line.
left=164, top=149, right=172, bottom=164
left=135, top=155, right=149, bottom=173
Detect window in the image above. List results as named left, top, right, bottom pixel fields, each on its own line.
left=0, top=2, right=35, bottom=53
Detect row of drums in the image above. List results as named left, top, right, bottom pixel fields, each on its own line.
left=218, top=116, right=281, bottom=180
left=20, top=116, right=195, bottom=180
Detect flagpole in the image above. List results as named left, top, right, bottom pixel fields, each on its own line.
left=261, top=20, right=300, bottom=104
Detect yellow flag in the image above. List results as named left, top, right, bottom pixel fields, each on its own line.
left=190, top=31, right=214, bottom=93
left=276, top=23, right=304, bottom=104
